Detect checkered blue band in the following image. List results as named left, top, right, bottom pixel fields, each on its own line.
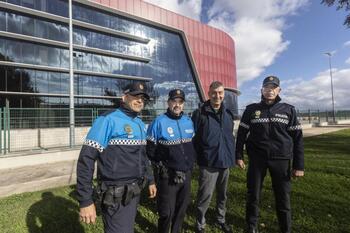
left=288, top=125, right=302, bottom=131
left=251, top=117, right=289, bottom=125
left=84, top=139, right=104, bottom=153
left=239, top=122, right=250, bottom=129
left=146, top=136, right=156, bottom=143
left=108, top=139, right=147, bottom=145
left=158, top=138, right=192, bottom=145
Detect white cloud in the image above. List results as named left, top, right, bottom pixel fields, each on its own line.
left=282, top=68, right=350, bottom=109
left=143, top=0, right=202, bottom=21
left=346, top=57, right=350, bottom=65
left=344, top=41, right=350, bottom=47
left=206, top=0, right=309, bottom=86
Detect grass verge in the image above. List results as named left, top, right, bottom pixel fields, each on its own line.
left=0, top=129, right=349, bottom=233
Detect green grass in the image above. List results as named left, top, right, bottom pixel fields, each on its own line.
left=0, top=129, right=349, bottom=233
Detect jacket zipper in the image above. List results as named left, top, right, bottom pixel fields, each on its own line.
left=134, top=119, right=144, bottom=177
left=176, top=119, right=185, bottom=155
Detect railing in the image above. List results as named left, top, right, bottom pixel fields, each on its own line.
left=1, top=107, right=348, bottom=154
left=0, top=107, right=196, bottom=154
left=238, top=109, right=350, bottom=124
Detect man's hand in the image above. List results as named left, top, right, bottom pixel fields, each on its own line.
left=79, top=203, right=96, bottom=224
left=148, top=184, right=157, bottom=198
left=292, top=169, right=304, bottom=178
left=236, top=159, right=246, bottom=169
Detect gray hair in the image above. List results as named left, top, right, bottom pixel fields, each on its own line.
left=209, top=81, right=224, bottom=90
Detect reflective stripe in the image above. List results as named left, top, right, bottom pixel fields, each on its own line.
left=146, top=136, right=156, bottom=143
left=108, top=139, right=147, bottom=145
left=251, top=117, right=289, bottom=125
left=158, top=138, right=192, bottom=145
left=84, top=139, right=104, bottom=152
left=239, top=122, right=250, bottom=129
left=288, top=125, right=302, bottom=131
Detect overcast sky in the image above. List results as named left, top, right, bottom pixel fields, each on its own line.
left=144, top=0, right=350, bottom=110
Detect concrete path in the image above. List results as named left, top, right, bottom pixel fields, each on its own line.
left=303, top=124, right=350, bottom=137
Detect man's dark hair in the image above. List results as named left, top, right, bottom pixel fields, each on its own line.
left=209, top=81, right=224, bottom=90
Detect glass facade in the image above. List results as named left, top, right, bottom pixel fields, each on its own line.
left=0, top=0, right=201, bottom=114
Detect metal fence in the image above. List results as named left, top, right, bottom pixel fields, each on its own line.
left=1, top=107, right=349, bottom=154
left=238, top=109, right=350, bottom=124
left=0, top=107, right=197, bottom=154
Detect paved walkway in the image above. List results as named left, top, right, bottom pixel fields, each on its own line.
left=303, top=124, right=350, bottom=137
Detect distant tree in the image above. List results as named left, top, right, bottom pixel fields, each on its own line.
left=321, top=0, right=350, bottom=27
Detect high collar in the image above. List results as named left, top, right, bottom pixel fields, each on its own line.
left=165, top=108, right=183, bottom=120
left=203, top=100, right=224, bottom=114
left=260, top=95, right=281, bottom=107
left=119, top=103, right=139, bottom=118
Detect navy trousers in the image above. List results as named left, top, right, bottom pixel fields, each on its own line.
left=156, top=170, right=191, bottom=233
left=102, top=196, right=140, bottom=233
left=246, top=157, right=292, bottom=233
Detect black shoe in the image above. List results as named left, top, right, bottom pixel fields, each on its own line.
left=217, top=222, right=233, bottom=233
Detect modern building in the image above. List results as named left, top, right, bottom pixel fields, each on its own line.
left=0, top=0, right=238, bottom=116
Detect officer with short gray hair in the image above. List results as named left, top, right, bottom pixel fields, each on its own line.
left=236, top=76, right=304, bottom=233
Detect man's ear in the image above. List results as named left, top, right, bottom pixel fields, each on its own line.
left=122, top=94, right=126, bottom=102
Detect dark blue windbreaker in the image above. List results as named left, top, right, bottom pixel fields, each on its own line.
left=76, top=108, right=153, bottom=207
left=191, top=101, right=236, bottom=169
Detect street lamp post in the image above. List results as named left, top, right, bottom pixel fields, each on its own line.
left=324, top=52, right=336, bottom=123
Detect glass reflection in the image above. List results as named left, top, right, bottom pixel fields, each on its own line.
left=5, top=0, right=68, bottom=17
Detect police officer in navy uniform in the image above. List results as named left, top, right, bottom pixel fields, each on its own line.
left=77, top=82, right=157, bottom=233
left=147, top=89, right=196, bottom=233
left=235, top=76, right=304, bottom=233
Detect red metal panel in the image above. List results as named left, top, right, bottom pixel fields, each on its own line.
left=100, top=0, right=109, bottom=6
left=160, top=8, right=167, bottom=25
left=118, top=0, right=126, bottom=12
left=109, top=0, right=118, bottom=10
left=133, top=0, right=141, bottom=17
left=139, top=1, right=147, bottom=18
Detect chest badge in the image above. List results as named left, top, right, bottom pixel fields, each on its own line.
left=167, top=127, right=174, bottom=137
left=124, top=124, right=134, bottom=138
left=254, top=110, right=261, bottom=119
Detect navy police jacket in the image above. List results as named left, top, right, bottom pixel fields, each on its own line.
left=146, top=109, right=196, bottom=172
left=191, top=101, right=235, bottom=169
left=76, top=106, right=153, bottom=208
left=235, top=96, right=304, bottom=170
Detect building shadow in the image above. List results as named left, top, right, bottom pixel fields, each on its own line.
left=26, top=191, right=85, bottom=233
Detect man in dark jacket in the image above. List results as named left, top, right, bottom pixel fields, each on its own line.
left=76, top=82, right=157, bottom=233
left=192, top=81, right=235, bottom=233
left=236, top=76, right=304, bottom=233
left=147, top=89, right=196, bottom=233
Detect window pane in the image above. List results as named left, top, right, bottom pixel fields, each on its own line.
left=0, top=66, right=6, bottom=91
left=22, top=43, right=36, bottom=64
left=0, top=11, right=5, bottom=31
left=0, top=38, right=6, bottom=61
left=48, top=72, right=61, bottom=94
left=21, top=69, right=35, bottom=93
left=7, top=13, right=21, bottom=34
left=61, top=73, right=69, bottom=94
left=35, top=70, right=48, bottom=93
left=7, top=68, right=21, bottom=92
left=6, top=40, right=22, bottom=63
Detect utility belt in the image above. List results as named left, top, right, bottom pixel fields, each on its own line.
left=94, top=178, right=146, bottom=207
left=154, top=163, right=187, bottom=184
